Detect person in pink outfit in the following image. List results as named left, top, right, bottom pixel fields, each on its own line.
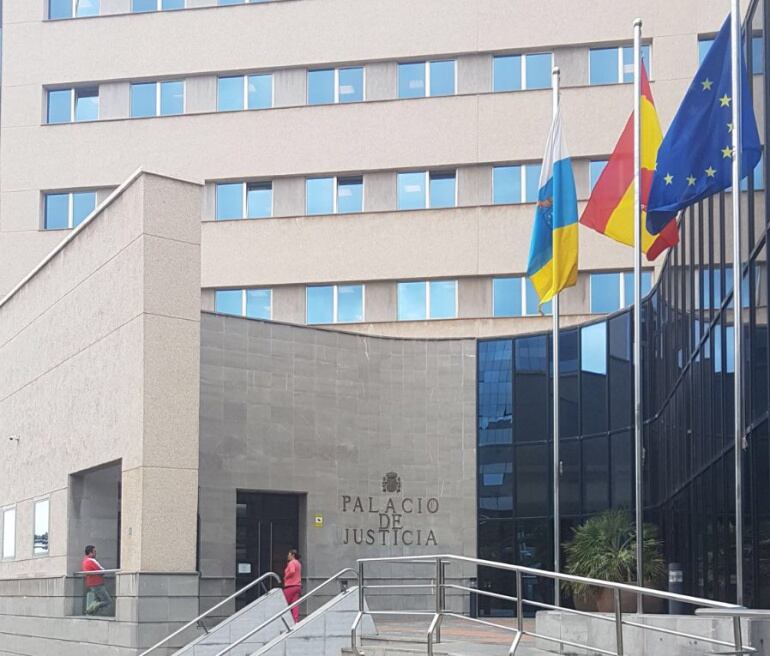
left=282, top=549, right=302, bottom=623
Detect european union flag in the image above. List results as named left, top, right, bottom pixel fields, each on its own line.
left=646, top=14, right=762, bottom=234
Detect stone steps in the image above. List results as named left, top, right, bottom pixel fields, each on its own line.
left=341, top=636, right=553, bottom=656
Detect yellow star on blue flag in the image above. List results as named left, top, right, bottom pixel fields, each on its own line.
left=646, top=13, right=762, bottom=234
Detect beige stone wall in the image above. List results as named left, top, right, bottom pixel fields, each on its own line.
left=0, top=172, right=202, bottom=578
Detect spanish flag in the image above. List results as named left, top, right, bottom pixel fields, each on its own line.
left=579, top=64, right=679, bottom=260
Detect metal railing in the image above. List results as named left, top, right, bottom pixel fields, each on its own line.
left=213, top=567, right=359, bottom=656
left=139, top=571, right=283, bottom=656
left=73, top=568, right=120, bottom=618
left=350, top=554, right=757, bottom=656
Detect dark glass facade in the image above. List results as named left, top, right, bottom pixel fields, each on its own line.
left=477, top=0, right=769, bottom=613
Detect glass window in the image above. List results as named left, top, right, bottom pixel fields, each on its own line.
left=2, top=508, right=15, bottom=559
left=751, top=36, right=764, bottom=75
left=397, top=281, right=427, bottom=320
left=590, top=272, right=621, bottom=313
left=160, top=80, right=184, bottom=115
left=45, top=194, right=69, bottom=230
left=493, top=165, right=522, bottom=204
left=306, top=285, right=363, bottom=324
left=398, top=172, right=427, bottom=210
left=493, top=277, right=523, bottom=317
left=133, top=0, right=157, bottom=10
left=306, top=178, right=335, bottom=215
left=740, top=151, right=765, bottom=191
left=589, top=160, right=608, bottom=191
left=581, top=322, right=607, bottom=375
left=525, top=53, right=552, bottom=89
left=245, top=289, right=272, bottom=319
left=47, top=89, right=72, bottom=124
left=49, top=0, right=74, bottom=19
left=216, top=183, right=244, bottom=220
left=163, top=0, right=185, bottom=7
left=429, top=60, right=455, bottom=96
left=429, top=171, right=456, bottom=208
left=307, top=286, right=335, bottom=324
left=524, top=277, right=551, bottom=315
left=493, top=55, right=522, bottom=92
left=398, top=62, right=426, bottom=99
left=429, top=280, right=457, bottom=319
left=218, top=76, right=244, bottom=111
left=524, top=163, right=542, bottom=203
left=72, top=192, right=96, bottom=227
left=247, top=74, right=272, bottom=109
left=131, top=82, right=157, bottom=118
left=338, top=67, right=364, bottom=103
left=307, top=69, right=335, bottom=105
left=215, top=290, right=243, bottom=315
left=75, top=87, right=99, bottom=121
left=337, top=285, right=364, bottom=322
left=50, top=0, right=100, bottom=18
left=622, top=45, right=651, bottom=82
left=590, top=47, right=618, bottom=85
left=698, top=38, right=714, bottom=64
left=246, top=182, right=272, bottom=218
left=219, top=0, right=245, bottom=4
left=337, top=177, right=363, bottom=213
left=622, top=270, right=653, bottom=307
left=33, top=500, right=49, bottom=556
left=77, top=0, right=99, bottom=14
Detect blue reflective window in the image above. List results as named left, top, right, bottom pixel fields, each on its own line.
left=307, top=286, right=335, bottom=324
left=72, top=192, right=96, bottom=227
left=398, top=172, right=426, bottom=210
left=493, top=55, right=521, bottom=92
left=215, top=290, right=243, bottom=315
left=338, top=67, right=364, bottom=103
left=698, top=38, right=714, bottom=64
left=398, top=62, right=426, bottom=99
left=160, top=81, right=184, bottom=115
left=132, top=0, right=156, bottom=11
left=246, top=183, right=272, bottom=218
left=130, top=83, right=157, bottom=118
left=216, top=183, right=243, bottom=220
left=740, top=152, right=765, bottom=191
left=47, top=89, right=72, bottom=124
left=337, top=177, right=363, bottom=213
left=524, top=278, right=551, bottom=315
left=308, top=69, right=335, bottom=105
left=590, top=48, right=618, bottom=85
left=621, top=45, right=651, bottom=82
left=77, top=0, right=99, bottom=16
left=246, top=289, right=271, bottom=319
left=338, top=285, right=364, bottom=322
left=163, top=0, right=185, bottom=8
left=49, top=0, right=73, bottom=18
left=397, top=281, right=427, bottom=320
left=581, top=322, right=607, bottom=374
left=306, top=178, right=335, bottom=215
left=75, top=87, right=99, bottom=121
left=429, top=171, right=456, bottom=208
left=622, top=271, right=653, bottom=308
left=218, top=76, right=244, bottom=111
left=525, top=53, right=552, bottom=89
left=219, top=0, right=244, bottom=4
left=247, top=74, right=272, bottom=109
left=752, top=36, right=764, bottom=75
left=493, top=165, right=522, bottom=204
left=429, top=60, right=455, bottom=96
left=429, top=280, right=457, bottom=319
left=589, top=160, right=608, bottom=191
left=493, top=278, right=522, bottom=317
left=524, top=163, right=542, bottom=202
left=44, top=194, right=69, bottom=230
left=590, top=272, right=622, bottom=313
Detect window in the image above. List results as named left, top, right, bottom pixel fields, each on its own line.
left=47, top=87, right=99, bottom=124
left=590, top=270, right=653, bottom=313
left=306, top=176, right=363, bottom=215
left=2, top=508, right=14, bottom=559
left=492, top=277, right=552, bottom=317
left=307, top=67, right=364, bottom=105
left=740, top=151, right=765, bottom=192
left=397, top=171, right=456, bottom=210
left=306, top=284, right=364, bottom=324
left=397, top=280, right=457, bottom=321
left=49, top=0, right=99, bottom=19
left=219, top=0, right=268, bottom=4
left=133, top=0, right=184, bottom=10
left=33, top=499, right=50, bottom=556
left=589, top=45, right=651, bottom=85
left=217, top=74, right=273, bottom=112
left=492, top=164, right=542, bottom=204
left=398, top=60, right=456, bottom=98
left=589, top=160, right=608, bottom=191
left=215, top=289, right=272, bottom=319
left=493, top=52, right=552, bottom=91
left=699, top=36, right=764, bottom=74
left=215, top=182, right=272, bottom=220
left=44, top=191, right=97, bottom=230
left=130, top=81, right=184, bottom=117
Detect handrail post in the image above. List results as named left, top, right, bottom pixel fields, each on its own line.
left=435, top=558, right=443, bottom=644
left=358, top=560, right=365, bottom=614
left=733, top=616, right=744, bottom=656
left=614, top=588, right=624, bottom=656
left=516, top=571, right=524, bottom=634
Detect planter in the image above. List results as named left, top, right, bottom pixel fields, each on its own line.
left=595, top=587, right=666, bottom=614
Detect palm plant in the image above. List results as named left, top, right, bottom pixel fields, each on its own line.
left=563, top=509, right=664, bottom=602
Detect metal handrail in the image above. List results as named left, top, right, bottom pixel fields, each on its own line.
left=350, top=554, right=757, bottom=656
left=139, top=571, right=282, bottom=656
left=74, top=569, right=120, bottom=575
left=214, top=567, right=358, bottom=656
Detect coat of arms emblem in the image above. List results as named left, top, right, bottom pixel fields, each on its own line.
left=382, top=472, right=402, bottom=494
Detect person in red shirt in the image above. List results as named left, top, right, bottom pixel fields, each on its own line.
left=282, top=549, right=302, bottom=623
left=81, top=545, right=111, bottom=615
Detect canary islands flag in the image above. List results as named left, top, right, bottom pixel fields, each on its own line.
left=526, top=108, right=579, bottom=305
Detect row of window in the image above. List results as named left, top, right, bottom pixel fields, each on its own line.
left=213, top=271, right=654, bottom=325
left=1, top=500, right=49, bottom=560
left=48, top=0, right=268, bottom=18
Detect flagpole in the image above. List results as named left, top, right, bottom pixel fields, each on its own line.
left=729, top=0, right=744, bottom=606
left=632, top=17, right=645, bottom=615
left=551, top=64, right=561, bottom=610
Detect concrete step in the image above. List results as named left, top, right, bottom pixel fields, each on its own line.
left=341, top=636, right=554, bottom=656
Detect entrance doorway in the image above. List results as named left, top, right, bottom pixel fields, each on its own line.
left=235, top=491, right=300, bottom=609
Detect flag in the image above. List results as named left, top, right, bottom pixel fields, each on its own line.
left=646, top=13, right=762, bottom=233
left=526, top=108, right=579, bottom=304
left=579, top=64, right=679, bottom=261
